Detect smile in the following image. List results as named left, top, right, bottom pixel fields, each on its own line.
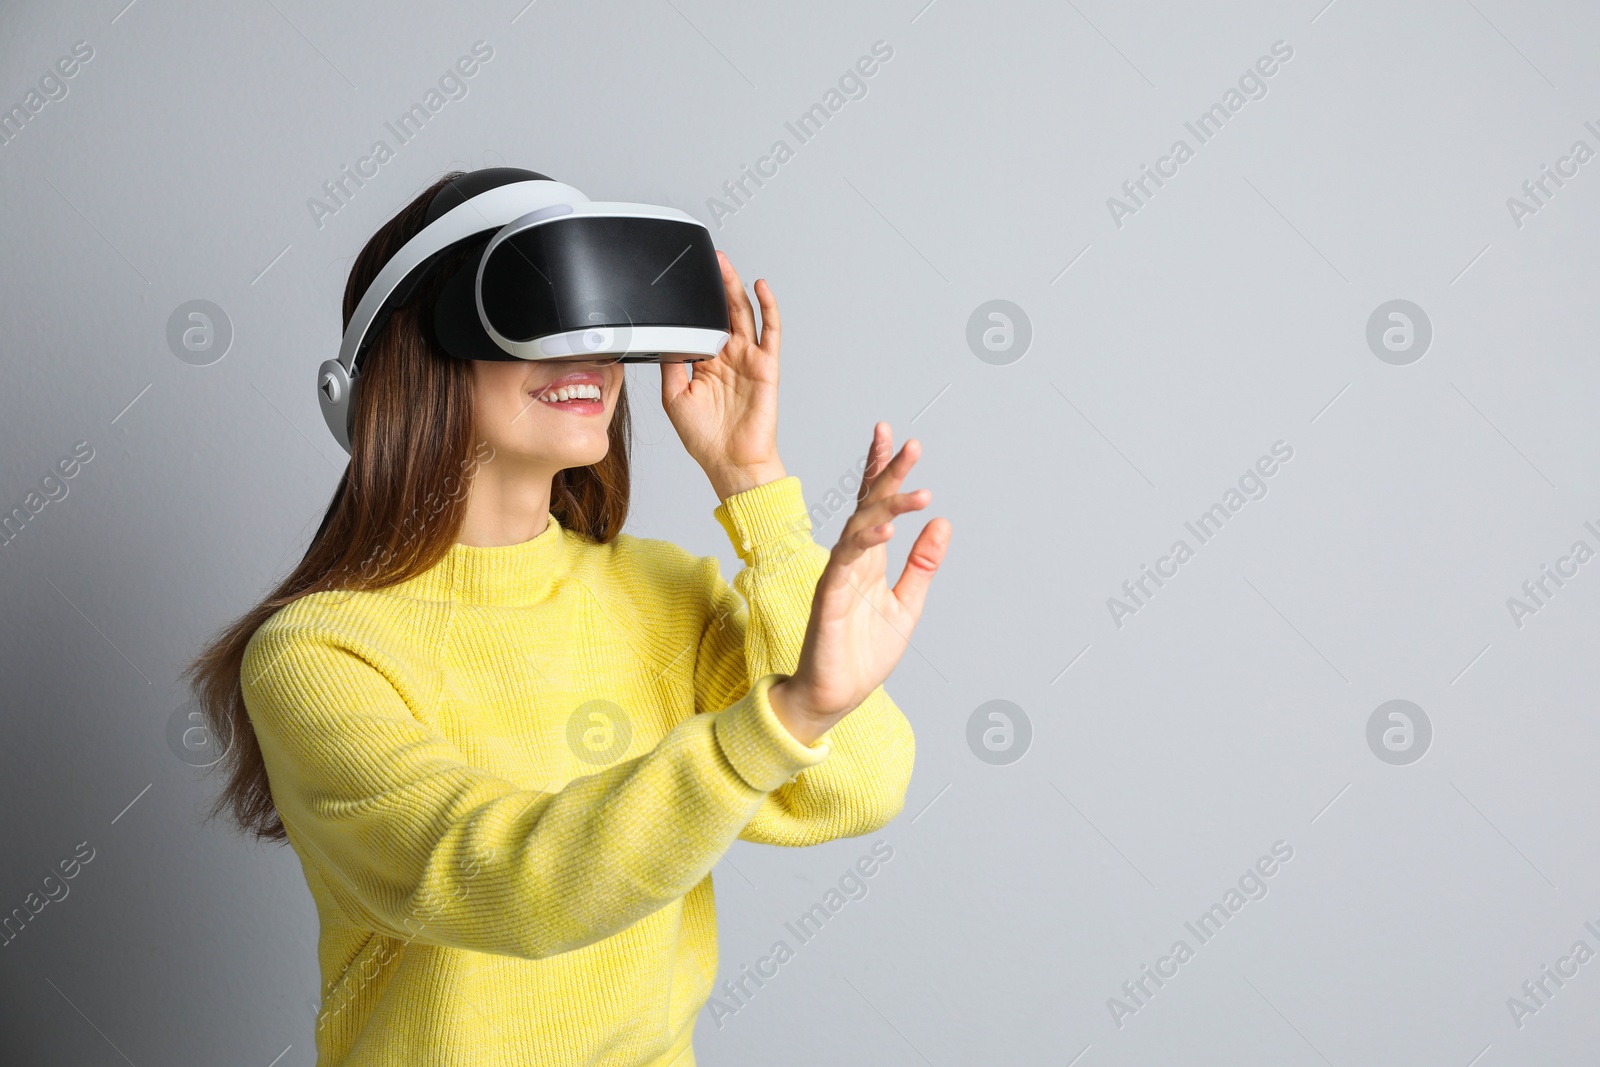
left=530, top=371, right=606, bottom=415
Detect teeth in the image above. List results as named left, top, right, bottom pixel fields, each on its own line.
left=536, top=382, right=602, bottom=403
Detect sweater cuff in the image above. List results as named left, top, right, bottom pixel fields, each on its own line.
left=714, top=476, right=813, bottom=566
left=714, top=673, right=830, bottom=792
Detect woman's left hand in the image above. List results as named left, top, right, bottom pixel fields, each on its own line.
left=660, top=250, right=787, bottom=501
left=765, top=422, right=950, bottom=745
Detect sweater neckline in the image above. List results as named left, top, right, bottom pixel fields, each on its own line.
left=387, top=512, right=572, bottom=606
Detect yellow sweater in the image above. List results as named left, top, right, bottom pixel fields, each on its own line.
left=239, top=476, right=915, bottom=1066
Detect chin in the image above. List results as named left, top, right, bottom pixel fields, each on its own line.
left=565, top=444, right=611, bottom=468
left=507, top=436, right=610, bottom=470
left=483, top=402, right=614, bottom=467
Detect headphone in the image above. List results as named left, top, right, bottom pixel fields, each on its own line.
left=316, top=167, right=731, bottom=453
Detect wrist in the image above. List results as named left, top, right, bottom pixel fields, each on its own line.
left=707, top=458, right=787, bottom=502
left=767, top=677, right=836, bottom=746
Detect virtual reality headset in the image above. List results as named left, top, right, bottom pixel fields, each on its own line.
left=317, top=167, right=730, bottom=453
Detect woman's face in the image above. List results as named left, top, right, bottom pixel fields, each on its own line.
left=469, top=357, right=623, bottom=470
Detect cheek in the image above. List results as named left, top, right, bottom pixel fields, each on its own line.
left=474, top=381, right=535, bottom=437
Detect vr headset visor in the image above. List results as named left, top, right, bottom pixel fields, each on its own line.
left=318, top=168, right=730, bottom=453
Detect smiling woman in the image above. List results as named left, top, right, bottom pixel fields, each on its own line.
left=184, top=168, right=950, bottom=1066
left=456, top=357, right=626, bottom=546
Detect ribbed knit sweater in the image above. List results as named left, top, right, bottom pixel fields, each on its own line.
left=239, top=475, right=916, bottom=1066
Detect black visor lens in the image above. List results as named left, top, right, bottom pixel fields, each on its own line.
left=480, top=217, right=730, bottom=342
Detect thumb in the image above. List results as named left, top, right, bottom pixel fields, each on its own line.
left=660, top=361, right=690, bottom=408
left=891, top=517, right=950, bottom=621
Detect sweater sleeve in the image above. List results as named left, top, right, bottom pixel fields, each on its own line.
left=697, top=476, right=916, bottom=847
left=239, top=615, right=830, bottom=961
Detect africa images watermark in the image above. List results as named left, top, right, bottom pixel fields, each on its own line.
left=1505, top=119, right=1600, bottom=230
left=306, top=40, right=495, bottom=230
left=1106, top=39, right=1296, bottom=229
left=1106, top=440, right=1295, bottom=629
left=1106, top=839, right=1295, bottom=1029
left=1505, top=918, right=1600, bottom=1030
left=703, top=40, right=895, bottom=229
left=705, top=840, right=895, bottom=1028
left=1, top=840, right=97, bottom=947
left=1504, top=517, right=1600, bottom=630
left=338, top=441, right=497, bottom=585
left=1, top=440, right=96, bottom=550
left=717, top=449, right=882, bottom=576
left=308, top=838, right=501, bottom=1031
left=0, top=39, right=95, bottom=149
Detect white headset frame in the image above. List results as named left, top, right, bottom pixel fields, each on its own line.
left=316, top=179, right=728, bottom=453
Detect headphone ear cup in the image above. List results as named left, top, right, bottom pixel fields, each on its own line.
left=316, top=359, right=355, bottom=454
left=432, top=239, right=516, bottom=361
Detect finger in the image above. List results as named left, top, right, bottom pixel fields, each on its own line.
left=754, top=277, right=781, bottom=355
left=831, top=486, right=928, bottom=570
left=660, top=360, right=690, bottom=406
left=857, top=422, right=891, bottom=504
left=890, top=517, right=951, bottom=619
left=827, top=514, right=896, bottom=572
left=845, top=488, right=930, bottom=539
left=717, top=250, right=757, bottom=344
left=861, top=435, right=921, bottom=509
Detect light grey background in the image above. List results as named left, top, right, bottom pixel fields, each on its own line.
left=3, top=0, right=1598, bottom=1064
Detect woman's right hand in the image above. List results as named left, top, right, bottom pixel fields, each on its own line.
left=767, top=422, right=951, bottom=745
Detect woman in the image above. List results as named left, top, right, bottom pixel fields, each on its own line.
left=183, top=170, right=951, bottom=1066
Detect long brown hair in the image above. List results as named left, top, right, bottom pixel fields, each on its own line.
left=182, top=170, right=633, bottom=842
